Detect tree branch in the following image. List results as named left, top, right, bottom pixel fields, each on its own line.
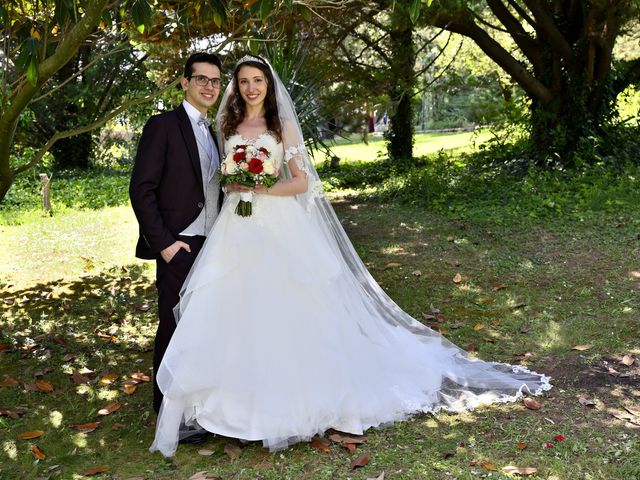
left=506, top=0, right=536, bottom=29
left=12, top=78, right=179, bottom=176
left=486, top=0, right=544, bottom=69
left=429, top=10, right=553, bottom=103
left=2, top=0, right=109, bottom=126
left=522, top=0, right=574, bottom=65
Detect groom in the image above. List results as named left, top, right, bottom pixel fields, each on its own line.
left=129, top=52, right=223, bottom=438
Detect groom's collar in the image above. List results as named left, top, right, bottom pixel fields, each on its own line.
left=182, top=100, right=206, bottom=123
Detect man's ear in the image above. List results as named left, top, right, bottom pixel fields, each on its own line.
left=180, top=77, right=189, bottom=91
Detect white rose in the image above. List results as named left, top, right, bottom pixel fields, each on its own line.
left=262, top=161, right=275, bottom=175
left=223, top=159, right=237, bottom=174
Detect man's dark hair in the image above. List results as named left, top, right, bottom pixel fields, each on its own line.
left=183, top=52, right=222, bottom=78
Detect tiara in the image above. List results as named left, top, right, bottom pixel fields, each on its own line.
left=235, top=54, right=267, bottom=67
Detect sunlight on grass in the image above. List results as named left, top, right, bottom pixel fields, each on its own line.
left=49, top=410, right=64, bottom=428
left=72, top=433, right=88, bottom=448
left=539, top=320, right=563, bottom=350
left=2, top=441, right=17, bottom=460
left=313, top=130, right=492, bottom=164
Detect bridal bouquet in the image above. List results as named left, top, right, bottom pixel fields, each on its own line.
left=219, top=144, right=279, bottom=217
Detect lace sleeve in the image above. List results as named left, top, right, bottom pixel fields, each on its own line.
left=285, top=144, right=309, bottom=176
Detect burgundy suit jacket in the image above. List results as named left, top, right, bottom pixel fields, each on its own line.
left=129, top=104, right=220, bottom=260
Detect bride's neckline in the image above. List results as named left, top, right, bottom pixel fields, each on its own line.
left=232, top=131, right=274, bottom=143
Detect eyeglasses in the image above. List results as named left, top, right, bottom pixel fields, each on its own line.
left=189, top=75, right=222, bottom=89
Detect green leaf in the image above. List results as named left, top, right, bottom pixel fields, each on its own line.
left=259, top=0, right=274, bottom=20
left=131, top=0, right=153, bottom=34
left=213, top=12, right=222, bottom=27
left=26, top=57, right=38, bottom=86
left=409, top=0, right=421, bottom=23
left=54, top=0, right=75, bottom=26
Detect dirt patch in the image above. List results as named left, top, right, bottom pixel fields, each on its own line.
left=545, top=354, right=640, bottom=397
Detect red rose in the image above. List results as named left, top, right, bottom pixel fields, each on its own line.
left=233, top=151, right=245, bottom=162
left=248, top=158, right=263, bottom=174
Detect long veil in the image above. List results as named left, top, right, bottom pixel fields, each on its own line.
left=152, top=55, right=551, bottom=457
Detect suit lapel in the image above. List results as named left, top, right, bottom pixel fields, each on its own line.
left=175, top=104, right=204, bottom=193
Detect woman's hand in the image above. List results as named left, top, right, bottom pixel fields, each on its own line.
left=252, top=184, right=269, bottom=194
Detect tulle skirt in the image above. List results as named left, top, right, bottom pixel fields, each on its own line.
left=150, top=193, right=551, bottom=456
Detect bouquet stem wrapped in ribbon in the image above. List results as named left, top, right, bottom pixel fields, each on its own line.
left=219, top=144, right=279, bottom=217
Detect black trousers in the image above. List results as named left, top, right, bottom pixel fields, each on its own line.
left=153, top=235, right=206, bottom=413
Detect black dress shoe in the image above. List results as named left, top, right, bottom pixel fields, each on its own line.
left=178, top=431, right=210, bottom=444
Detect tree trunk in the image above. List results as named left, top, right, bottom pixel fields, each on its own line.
left=386, top=10, right=415, bottom=162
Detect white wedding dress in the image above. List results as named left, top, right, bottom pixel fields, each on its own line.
left=150, top=133, right=551, bottom=457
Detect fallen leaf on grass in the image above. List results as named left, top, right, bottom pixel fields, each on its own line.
left=480, top=461, right=498, bottom=471
left=624, top=406, right=640, bottom=417
left=31, top=445, right=46, bottom=460
left=469, top=459, right=477, bottom=466
left=511, top=302, right=527, bottom=309
left=466, top=343, right=478, bottom=352
left=130, top=372, right=150, bottom=382
left=62, top=353, right=76, bottom=362
left=198, top=449, right=215, bottom=456
left=99, top=373, right=118, bottom=385
left=621, top=355, right=635, bottom=366
left=442, top=450, right=456, bottom=458
left=384, top=262, right=402, bottom=270
left=430, top=304, right=441, bottom=314
left=0, top=409, right=24, bottom=419
left=412, top=270, right=422, bottom=277
left=72, top=370, right=92, bottom=385
left=452, top=273, right=463, bottom=284
left=310, top=436, right=331, bottom=453
left=35, top=380, right=54, bottom=392
left=136, top=304, right=150, bottom=312
left=122, top=382, right=137, bottom=394
left=350, top=453, right=370, bottom=470
left=17, top=430, right=44, bottom=439
left=436, top=313, right=445, bottom=323
left=578, top=396, right=597, bottom=407
left=224, top=443, right=242, bottom=459
left=491, top=284, right=506, bottom=292
left=516, top=442, right=527, bottom=449
left=97, top=402, right=121, bottom=416
left=366, top=473, right=385, bottom=480
left=344, top=443, right=357, bottom=454
left=72, top=422, right=100, bottom=433
left=111, top=423, right=125, bottom=430
left=572, top=344, right=592, bottom=351
left=502, top=466, right=538, bottom=475
left=329, top=432, right=366, bottom=444
left=523, top=398, right=541, bottom=410
left=450, top=322, right=463, bottom=329
left=0, top=376, right=19, bottom=387
left=473, top=323, right=484, bottom=331
left=188, top=472, right=221, bottom=480
left=82, top=466, right=109, bottom=476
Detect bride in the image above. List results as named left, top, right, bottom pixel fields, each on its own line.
left=150, top=55, right=551, bottom=457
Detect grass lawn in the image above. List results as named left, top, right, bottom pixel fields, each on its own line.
left=0, top=133, right=639, bottom=480
left=313, top=130, right=492, bottom=163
